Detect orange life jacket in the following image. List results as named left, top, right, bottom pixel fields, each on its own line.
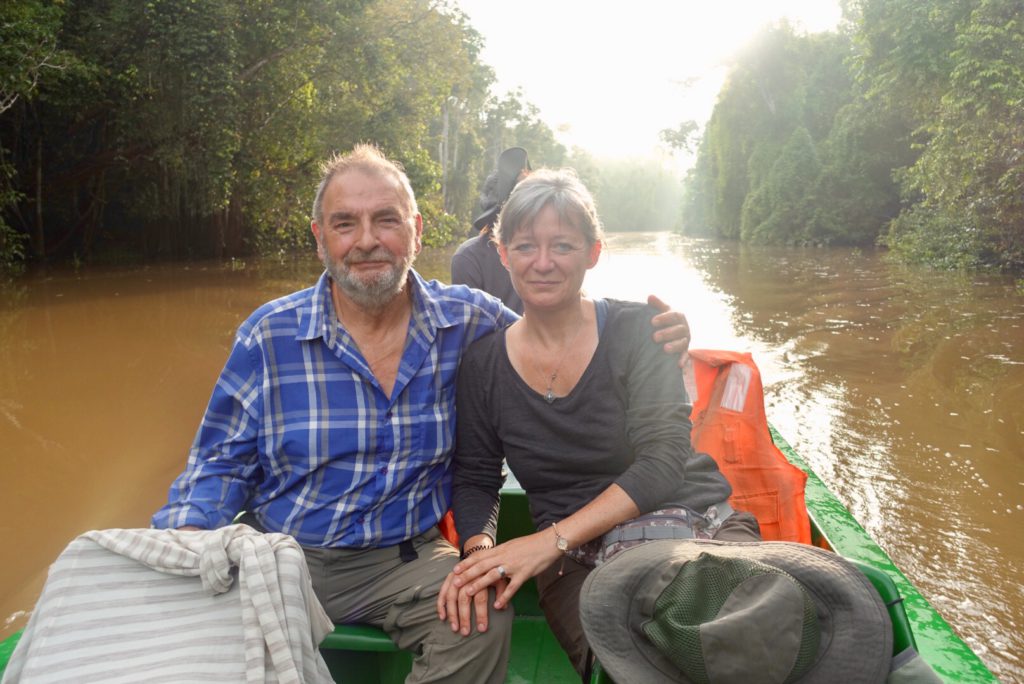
left=687, top=349, right=811, bottom=544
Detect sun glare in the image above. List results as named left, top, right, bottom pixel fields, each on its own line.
left=455, top=1, right=841, bottom=162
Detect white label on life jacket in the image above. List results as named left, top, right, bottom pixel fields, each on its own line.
left=721, top=364, right=751, bottom=412
left=682, top=355, right=697, bottom=405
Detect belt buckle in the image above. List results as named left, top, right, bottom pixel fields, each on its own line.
left=691, top=504, right=720, bottom=540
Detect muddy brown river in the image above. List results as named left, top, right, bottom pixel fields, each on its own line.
left=1, top=232, right=1021, bottom=681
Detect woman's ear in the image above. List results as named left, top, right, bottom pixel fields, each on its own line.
left=587, top=240, right=603, bottom=269
left=498, top=244, right=511, bottom=271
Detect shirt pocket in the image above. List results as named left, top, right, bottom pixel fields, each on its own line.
left=406, top=377, right=455, bottom=469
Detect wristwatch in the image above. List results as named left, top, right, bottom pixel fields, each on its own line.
left=551, top=522, right=569, bottom=553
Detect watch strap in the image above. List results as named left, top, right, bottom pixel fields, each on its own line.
left=551, top=522, right=570, bottom=553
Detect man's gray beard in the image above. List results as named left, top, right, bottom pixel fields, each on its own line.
left=324, top=247, right=414, bottom=310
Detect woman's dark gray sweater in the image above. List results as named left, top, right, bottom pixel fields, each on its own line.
left=452, top=300, right=732, bottom=542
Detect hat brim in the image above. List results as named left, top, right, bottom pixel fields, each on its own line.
left=472, top=147, right=530, bottom=231
left=579, top=540, right=892, bottom=684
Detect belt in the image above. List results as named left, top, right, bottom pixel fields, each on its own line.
left=600, top=501, right=736, bottom=546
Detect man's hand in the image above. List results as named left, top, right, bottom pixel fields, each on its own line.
left=438, top=535, right=499, bottom=635
left=647, top=294, right=691, bottom=367
left=437, top=529, right=561, bottom=636
left=438, top=569, right=507, bottom=636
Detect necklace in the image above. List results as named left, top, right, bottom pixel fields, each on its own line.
left=530, top=313, right=587, bottom=404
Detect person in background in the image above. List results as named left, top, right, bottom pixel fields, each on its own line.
left=437, top=169, right=760, bottom=680
left=151, top=145, right=693, bottom=683
left=450, top=147, right=530, bottom=314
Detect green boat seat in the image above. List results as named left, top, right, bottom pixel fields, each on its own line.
left=320, top=624, right=399, bottom=652
left=319, top=624, right=412, bottom=684
left=316, top=578, right=587, bottom=684
left=849, top=560, right=918, bottom=656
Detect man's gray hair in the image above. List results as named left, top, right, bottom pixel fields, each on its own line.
left=495, top=168, right=603, bottom=245
left=311, top=143, right=418, bottom=225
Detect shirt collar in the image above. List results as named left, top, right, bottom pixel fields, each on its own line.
left=296, top=269, right=459, bottom=343
left=296, top=271, right=332, bottom=342
left=407, top=269, right=461, bottom=332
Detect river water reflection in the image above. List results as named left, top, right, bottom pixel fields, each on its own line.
left=1, top=233, right=1021, bottom=680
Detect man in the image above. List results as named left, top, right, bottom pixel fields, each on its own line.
left=152, top=144, right=689, bottom=683
left=450, top=147, right=529, bottom=313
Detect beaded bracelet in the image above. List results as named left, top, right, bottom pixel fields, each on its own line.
left=461, top=544, right=490, bottom=559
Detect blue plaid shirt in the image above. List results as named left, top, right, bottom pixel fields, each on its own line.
left=152, top=270, right=516, bottom=548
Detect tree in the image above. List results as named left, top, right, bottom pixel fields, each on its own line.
left=809, top=99, right=913, bottom=245
left=847, top=0, right=1024, bottom=271
left=741, top=126, right=821, bottom=244
left=0, top=0, right=70, bottom=269
left=680, top=25, right=859, bottom=243
left=659, top=121, right=699, bottom=154
left=592, top=158, right=681, bottom=233
left=1, top=0, right=553, bottom=269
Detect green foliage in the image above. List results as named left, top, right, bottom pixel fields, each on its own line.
left=659, top=121, right=699, bottom=154
left=479, top=90, right=567, bottom=170
left=882, top=204, right=993, bottom=270
left=0, top=0, right=67, bottom=115
left=849, top=0, right=1024, bottom=271
left=0, top=0, right=566, bottom=271
left=679, top=2, right=1024, bottom=272
left=681, top=25, right=858, bottom=243
left=741, top=127, right=821, bottom=244
left=419, top=204, right=460, bottom=249
left=0, top=0, right=70, bottom=270
left=590, top=158, right=681, bottom=233
left=0, top=150, right=25, bottom=271
left=809, top=100, right=913, bottom=245
left=0, top=215, right=26, bottom=273
left=886, top=0, right=1024, bottom=270
left=842, top=0, right=974, bottom=121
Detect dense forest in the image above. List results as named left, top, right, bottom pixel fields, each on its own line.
left=680, top=0, right=1023, bottom=272
left=2, top=0, right=1021, bottom=274
left=0, top=0, right=575, bottom=271
left=0, top=0, right=681, bottom=273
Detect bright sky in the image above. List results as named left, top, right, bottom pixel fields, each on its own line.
left=454, top=1, right=842, bottom=168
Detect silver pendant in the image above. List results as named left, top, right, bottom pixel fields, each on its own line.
left=544, top=389, right=555, bottom=404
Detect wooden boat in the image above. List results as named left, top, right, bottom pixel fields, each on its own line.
left=0, top=427, right=996, bottom=682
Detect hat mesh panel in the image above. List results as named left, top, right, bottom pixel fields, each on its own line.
left=642, top=554, right=820, bottom=684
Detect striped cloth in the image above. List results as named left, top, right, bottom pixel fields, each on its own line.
left=3, top=525, right=333, bottom=684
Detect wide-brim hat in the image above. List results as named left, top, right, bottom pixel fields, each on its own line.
left=472, top=147, right=530, bottom=231
left=579, top=539, right=892, bottom=684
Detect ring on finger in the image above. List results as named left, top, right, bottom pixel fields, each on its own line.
left=496, top=565, right=507, bottom=579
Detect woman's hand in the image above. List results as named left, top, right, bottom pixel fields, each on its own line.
left=437, top=528, right=562, bottom=635
left=453, top=529, right=562, bottom=609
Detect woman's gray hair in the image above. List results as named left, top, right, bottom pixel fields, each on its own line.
left=495, top=168, right=603, bottom=245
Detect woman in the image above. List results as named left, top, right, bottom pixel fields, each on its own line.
left=437, top=169, right=760, bottom=678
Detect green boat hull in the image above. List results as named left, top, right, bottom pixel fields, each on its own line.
left=770, top=427, right=995, bottom=683
left=0, top=429, right=996, bottom=682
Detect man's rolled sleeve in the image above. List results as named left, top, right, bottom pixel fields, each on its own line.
left=152, top=338, right=262, bottom=529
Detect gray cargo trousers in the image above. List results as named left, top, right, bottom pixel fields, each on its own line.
left=303, top=527, right=512, bottom=684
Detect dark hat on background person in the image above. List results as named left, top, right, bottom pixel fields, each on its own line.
left=579, top=539, right=893, bottom=684
left=472, top=147, right=531, bottom=232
